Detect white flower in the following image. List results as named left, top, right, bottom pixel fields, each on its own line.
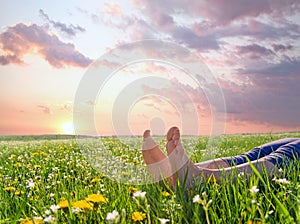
left=71, top=207, right=82, bottom=214
left=50, top=205, right=60, bottom=213
left=106, top=210, right=119, bottom=221
left=45, top=210, right=51, bottom=215
left=249, top=186, right=259, bottom=194
left=265, top=209, right=274, bottom=219
left=49, top=193, right=55, bottom=197
left=132, top=190, right=146, bottom=199
left=238, top=172, right=245, bottom=177
left=44, top=215, right=55, bottom=223
left=193, top=194, right=200, bottom=203
left=251, top=199, right=256, bottom=204
left=158, top=218, right=170, bottom=224
left=273, top=177, right=290, bottom=185
left=26, top=181, right=35, bottom=189
left=207, top=199, right=213, bottom=206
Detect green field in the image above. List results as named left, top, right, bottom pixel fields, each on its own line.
left=0, top=133, right=299, bottom=223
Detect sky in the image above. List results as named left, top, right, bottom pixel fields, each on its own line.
left=1, top=0, right=300, bottom=136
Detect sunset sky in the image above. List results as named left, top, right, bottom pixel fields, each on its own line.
left=1, top=0, right=300, bottom=136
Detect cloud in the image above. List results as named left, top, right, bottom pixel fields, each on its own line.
left=171, top=26, right=220, bottom=51
left=102, top=3, right=123, bottom=17
left=272, top=44, right=293, bottom=52
left=134, top=0, right=300, bottom=26
left=221, top=58, right=300, bottom=126
left=235, top=44, right=275, bottom=60
left=39, top=9, right=85, bottom=37
left=37, top=105, right=51, bottom=114
left=239, top=59, right=300, bottom=77
left=0, top=54, right=22, bottom=65
left=0, top=23, right=92, bottom=68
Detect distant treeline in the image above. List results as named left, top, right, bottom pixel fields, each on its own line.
left=0, top=135, right=98, bottom=141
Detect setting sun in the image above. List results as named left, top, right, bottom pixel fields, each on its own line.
left=61, top=122, right=75, bottom=134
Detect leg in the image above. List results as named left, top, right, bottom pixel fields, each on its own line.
left=165, top=127, right=202, bottom=188
left=197, top=158, right=279, bottom=183
left=195, top=158, right=230, bottom=169
left=263, top=139, right=300, bottom=168
left=165, top=127, right=280, bottom=186
left=195, top=138, right=300, bottom=169
left=166, top=127, right=230, bottom=169
left=222, top=138, right=300, bottom=166
left=141, top=130, right=175, bottom=187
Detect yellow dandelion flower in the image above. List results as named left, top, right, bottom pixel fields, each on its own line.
left=162, top=191, right=170, bottom=197
left=128, top=187, right=138, bottom=193
left=10, top=154, right=17, bottom=158
left=58, top=200, right=74, bottom=209
left=15, top=162, right=21, bottom=167
left=246, top=221, right=262, bottom=224
left=85, top=194, right=108, bottom=204
left=31, top=152, right=39, bottom=157
left=131, top=211, right=146, bottom=222
left=15, top=190, right=25, bottom=195
left=34, top=165, right=41, bottom=169
left=20, top=217, right=44, bottom=224
left=4, top=186, right=16, bottom=192
left=72, top=200, right=93, bottom=210
left=90, top=178, right=101, bottom=183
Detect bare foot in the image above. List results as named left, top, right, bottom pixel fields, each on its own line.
left=166, top=127, right=181, bottom=155
left=143, top=130, right=151, bottom=139
left=141, top=129, right=165, bottom=164
left=141, top=129, right=174, bottom=185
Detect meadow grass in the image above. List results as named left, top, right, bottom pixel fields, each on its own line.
left=0, top=133, right=299, bottom=223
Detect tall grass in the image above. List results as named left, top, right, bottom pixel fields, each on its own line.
left=0, top=132, right=299, bottom=223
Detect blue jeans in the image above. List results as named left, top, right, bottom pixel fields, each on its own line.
left=222, top=138, right=300, bottom=168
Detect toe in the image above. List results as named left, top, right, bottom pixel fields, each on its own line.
left=167, top=126, right=179, bottom=141
left=143, top=130, right=151, bottom=139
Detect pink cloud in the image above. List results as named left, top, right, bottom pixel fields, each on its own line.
left=235, top=44, right=275, bottom=60
left=37, top=105, right=51, bottom=114
left=134, top=0, right=299, bottom=26
left=0, top=23, right=92, bottom=68
left=102, top=2, right=123, bottom=17
left=39, top=9, right=85, bottom=37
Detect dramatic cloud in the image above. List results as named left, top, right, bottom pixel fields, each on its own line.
left=171, top=27, right=220, bottom=51
left=0, top=23, right=92, bottom=67
left=39, top=9, right=85, bottom=37
left=235, top=44, right=275, bottom=60
left=133, top=0, right=300, bottom=27
left=272, top=44, right=293, bottom=52
left=221, top=58, right=300, bottom=126
left=239, top=59, right=300, bottom=77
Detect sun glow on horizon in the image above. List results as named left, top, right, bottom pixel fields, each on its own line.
left=61, top=122, right=75, bottom=134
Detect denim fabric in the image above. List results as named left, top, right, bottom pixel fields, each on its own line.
left=222, top=138, right=300, bottom=168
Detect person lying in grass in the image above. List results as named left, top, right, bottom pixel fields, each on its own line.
left=141, top=127, right=300, bottom=190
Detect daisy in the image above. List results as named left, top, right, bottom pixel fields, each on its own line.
left=193, top=194, right=201, bottom=203
left=158, top=218, right=170, bottom=224
left=106, top=210, right=119, bottom=222
left=249, top=186, right=259, bottom=194
left=132, top=190, right=146, bottom=199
